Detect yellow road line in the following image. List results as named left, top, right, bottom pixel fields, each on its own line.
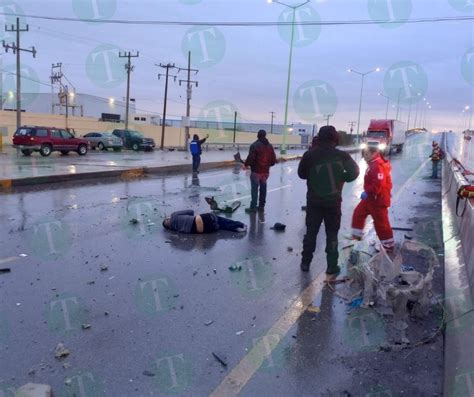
left=210, top=272, right=326, bottom=397
left=210, top=158, right=431, bottom=396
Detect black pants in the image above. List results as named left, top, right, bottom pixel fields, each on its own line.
left=192, top=155, right=201, bottom=172
left=301, top=201, right=341, bottom=275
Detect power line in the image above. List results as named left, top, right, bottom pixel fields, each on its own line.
left=157, top=63, right=178, bottom=150
left=1, top=12, right=473, bottom=26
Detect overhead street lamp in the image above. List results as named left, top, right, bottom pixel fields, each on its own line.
left=267, top=0, right=310, bottom=154
left=377, top=92, right=390, bottom=119
left=348, top=67, right=380, bottom=144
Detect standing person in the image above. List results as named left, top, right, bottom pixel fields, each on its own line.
left=429, top=141, right=443, bottom=179
left=244, top=129, right=277, bottom=213
left=351, top=146, right=394, bottom=251
left=190, top=134, right=209, bottom=174
left=298, top=126, right=360, bottom=279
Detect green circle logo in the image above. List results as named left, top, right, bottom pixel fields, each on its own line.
left=0, top=1, right=25, bottom=41
left=62, top=370, right=106, bottom=397
left=229, top=256, right=275, bottom=298
left=29, top=217, right=72, bottom=260
left=443, top=288, right=474, bottom=337
left=134, top=274, right=180, bottom=316
left=86, top=44, right=126, bottom=88
left=461, top=47, right=474, bottom=86
left=247, top=331, right=291, bottom=373
left=121, top=198, right=164, bottom=240
left=72, top=0, right=117, bottom=21
left=294, top=79, right=338, bottom=122
left=182, top=26, right=226, bottom=68
left=151, top=352, right=193, bottom=394
left=2, top=64, right=40, bottom=107
left=212, top=174, right=252, bottom=208
left=449, top=0, right=474, bottom=12
left=277, top=4, right=321, bottom=47
left=449, top=367, right=474, bottom=397
left=0, top=382, right=17, bottom=397
left=198, top=100, right=240, bottom=141
left=343, top=308, right=386, bottom=352
left=46, top=292, right=88, bottom=336
left=368, top=0, right=412, bottom=29
left=400, top=133, right=432, bottom=176
left=383, top=61, right=428, bottom=105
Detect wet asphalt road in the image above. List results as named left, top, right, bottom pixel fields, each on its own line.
left=0, top=134, right=444, bottom=397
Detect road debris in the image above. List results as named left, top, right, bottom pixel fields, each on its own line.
left=54, top=343, right=70, bottom=360
left=100, top=265, right=108, bottom=272
left=19, top=253, right=28, bottom=257
left=235, top=330, right=244, bottom=335
left=205, top=320, right=214, bottom=326
left=0, top=268, right=11, bottom=274
left=143, top=370, right=155, bottom=377
left=228, top=265, right=242, bottom=272
left=270, top=222, right=286, bottom=231
left=287, top=246, right=293, bottom=252
left=212, top=352, right=228, bottom=368
left=129, top=218, right=139, bottom=224
left=81, top=324, right=91, bottom=330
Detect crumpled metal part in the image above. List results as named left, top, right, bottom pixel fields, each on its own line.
left=344, top=238, right=438, bottom=343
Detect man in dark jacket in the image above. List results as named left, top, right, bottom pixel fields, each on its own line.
left=190, top=134, right=209, bottom=173
left=244, top=129, right=277, bottom=213
left=298, top=125, right=360, bottom=279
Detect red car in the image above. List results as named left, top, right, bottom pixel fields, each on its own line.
left=13, top=126, right=89, bottom=157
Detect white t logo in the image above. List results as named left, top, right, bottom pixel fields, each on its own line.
left=389, top=64, right=420, bottom=100
left=187, top=28, right=217, bottom=63
left=91, top=49, right=119, bottom=83
left=298, top=83, right=329, bottom=118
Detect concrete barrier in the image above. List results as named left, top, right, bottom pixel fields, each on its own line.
left=441, top=133, right=474, bottom=396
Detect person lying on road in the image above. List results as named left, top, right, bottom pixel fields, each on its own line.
left=162, top=210, right=247, bottom=234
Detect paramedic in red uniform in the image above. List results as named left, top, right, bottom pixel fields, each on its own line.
left=351, top=146, right=395, bottom=251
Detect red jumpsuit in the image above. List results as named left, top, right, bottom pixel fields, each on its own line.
left=351, top=154, right=394, bottom=250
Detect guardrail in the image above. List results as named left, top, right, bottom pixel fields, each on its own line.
left=202, top=143, right=310, bottom=151
left=441, top=132, right=474, bottom=396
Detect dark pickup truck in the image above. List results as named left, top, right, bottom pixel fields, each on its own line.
left=111, top=129, right=156, bottom=151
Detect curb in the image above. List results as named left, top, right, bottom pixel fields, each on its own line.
left=441, top=136, right=474, bottom=397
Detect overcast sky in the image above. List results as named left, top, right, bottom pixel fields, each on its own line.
left=1, top=0, right=473, bottom=132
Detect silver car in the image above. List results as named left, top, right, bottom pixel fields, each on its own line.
left=83, top=132, right=123, bottom=151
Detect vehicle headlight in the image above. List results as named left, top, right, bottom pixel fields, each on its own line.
left=360, top=143, right=368, bottom=149
left=378, top=143, right=387, bottom=150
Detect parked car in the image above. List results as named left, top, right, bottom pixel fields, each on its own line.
left=111, top=129, right=156, bottom=151
left=12, top=126, right=89, bottom=157
left=83, top=132, right=123, bottom=151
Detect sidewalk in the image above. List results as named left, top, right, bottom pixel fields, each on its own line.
left=0, top=146, right=301, bottom=189
left=0, top=145, right=359, bottom=190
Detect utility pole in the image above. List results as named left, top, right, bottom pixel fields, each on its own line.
left=119, top=51, right=139, bottom=130
left=348, top=121, right=356, bottom=136
left=157, top=63, right=178, bottom=150
left=323, top=114, right=333, bottom=126
left=178, top=52, right=199, bottom=151
left=270, top=111, right=275, bottom=134
left=3, top=17, right=36, bottom=130
left=233, top=111, right=237, bottom=144
left=50, top=63, right=63, bottom=114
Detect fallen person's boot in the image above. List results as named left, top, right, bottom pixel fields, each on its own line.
left=205, top=196, right=219, bottom=210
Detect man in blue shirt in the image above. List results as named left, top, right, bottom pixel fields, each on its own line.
left=190, top=134, right=209, bottom=173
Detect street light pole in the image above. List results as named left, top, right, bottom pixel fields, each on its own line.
left=349, top=67, right=380, bottom=145
left=267, top=0, right=310, bottom=154
left=378, top=92, right=390, bottom=119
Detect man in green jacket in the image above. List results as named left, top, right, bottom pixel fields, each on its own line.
left=298, top=126, right=360, bottom=279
